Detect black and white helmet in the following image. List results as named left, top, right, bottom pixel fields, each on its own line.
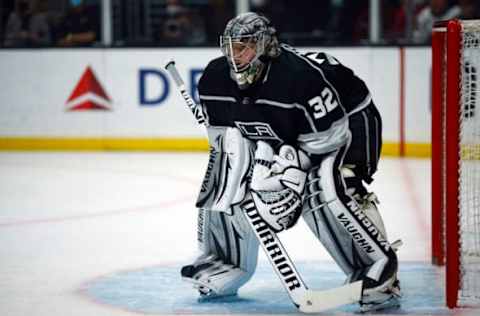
left=220, top=12, right=280, bottom=89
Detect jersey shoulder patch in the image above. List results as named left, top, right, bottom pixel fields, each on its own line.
left=303, top=52, right=340, bottom=66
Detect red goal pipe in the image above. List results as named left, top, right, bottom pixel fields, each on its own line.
left=432, top=19, right=462, bottom=308
left=445, top=19, right=461, bottom=309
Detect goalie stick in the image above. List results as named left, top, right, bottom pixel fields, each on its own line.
left=164, top=59, right=363, bottom=313
left=164, top=60, right=205, bottom=125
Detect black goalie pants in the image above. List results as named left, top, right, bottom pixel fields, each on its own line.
left=344, top=103, right=382, bottom=195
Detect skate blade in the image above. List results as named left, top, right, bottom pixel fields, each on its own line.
left=360, top=296, right=401, bottom=313
left=197, top=291, right=238, bottom=302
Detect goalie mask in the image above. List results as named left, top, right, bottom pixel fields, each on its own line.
left=220, top=12, right=280, bottom=89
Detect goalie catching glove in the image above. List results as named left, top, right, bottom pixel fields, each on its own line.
left=250, top=141, right=310, bottom=232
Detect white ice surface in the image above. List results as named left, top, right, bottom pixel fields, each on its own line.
left=0, top=152, right=470, bottom=316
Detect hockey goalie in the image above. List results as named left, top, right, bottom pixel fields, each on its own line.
left=178, top=12, right=402, bottom=313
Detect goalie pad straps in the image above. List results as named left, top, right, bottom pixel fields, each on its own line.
left=303, top=144, right=397, bottom=284
left=341, top=166, right=388, bottom=239
left=250, top=141, right=308, bottom=232
left=196, top=127, right=254, bottom=213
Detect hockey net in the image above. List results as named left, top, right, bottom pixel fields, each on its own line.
left=432, top=19, right=480, bottom=308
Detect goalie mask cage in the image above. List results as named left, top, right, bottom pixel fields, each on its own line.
left=432, top=19, right=480, bottom=309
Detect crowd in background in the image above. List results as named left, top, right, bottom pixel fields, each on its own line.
left=0, top=0, right=479, bottom=48
left=253, top=0, right=479, bottom=44
left=1, top=0, right=100, bottom=47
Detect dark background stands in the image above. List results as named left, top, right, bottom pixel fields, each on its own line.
left=0, top=0, right=479, bottom=47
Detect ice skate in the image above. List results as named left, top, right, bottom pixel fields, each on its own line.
left=181, top=253, right=254, bottom=299
left=360, top=277, right=401, bottom=312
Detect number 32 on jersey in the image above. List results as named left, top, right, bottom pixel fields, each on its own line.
left=308, top=87, right=339, bottom=119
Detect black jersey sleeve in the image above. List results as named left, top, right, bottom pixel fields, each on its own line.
left=302, top=52, right=372, bottom=114
left=197, top=57, right=231, bottom=126
left=197, top=57, right=228, bottom=95
left=293, top=54, right=350, bottom=155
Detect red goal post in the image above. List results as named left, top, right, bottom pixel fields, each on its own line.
left=431, top=19, right=480, bottom=309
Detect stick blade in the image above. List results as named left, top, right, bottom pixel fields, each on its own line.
left=298, top=280, right=363, bottom=313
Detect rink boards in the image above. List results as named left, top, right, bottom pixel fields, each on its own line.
left=0, top=47, right=432, bottom=157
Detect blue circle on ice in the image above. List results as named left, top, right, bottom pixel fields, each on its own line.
left=83, top=261, right=451, bottom=315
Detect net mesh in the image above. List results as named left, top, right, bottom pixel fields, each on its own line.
left=459, top=20, right=480, bottom=305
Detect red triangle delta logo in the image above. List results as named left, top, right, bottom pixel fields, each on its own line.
left=66, top=66, right=112, bottom=111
